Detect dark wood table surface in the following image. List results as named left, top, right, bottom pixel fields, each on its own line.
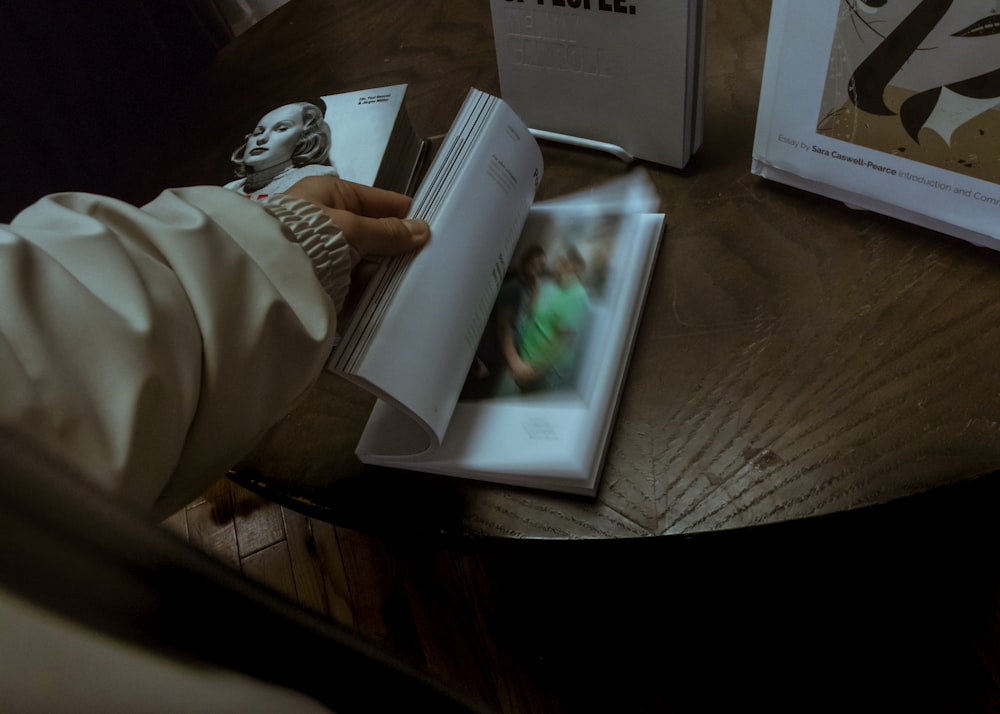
left=157, top=0, right=1000, bottom=540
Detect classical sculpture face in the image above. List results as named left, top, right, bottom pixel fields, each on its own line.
left=231, top=100, right=332, bottom=179
left=242, top=104, right=307, bottom=172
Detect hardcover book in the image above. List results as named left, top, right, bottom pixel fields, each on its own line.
left=222, top=83, right=427, bottom=201
left=488, top=0, right=705, bottom=169
left=329, top=89, right=665, bottom=496
left=752, top=1, right=1000, bottom=250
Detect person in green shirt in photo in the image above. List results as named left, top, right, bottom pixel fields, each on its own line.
left=505, top=245, right=590, bottom=393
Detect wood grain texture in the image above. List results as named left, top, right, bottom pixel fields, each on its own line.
left=283, top=509, right=356, bottom=626
left=171, top=475, right=1000, bottom=713
left=185, top=479, right=241, bottom=568
left=159, top=0, right=1000, bottom=539
left=241, top=540, right=297, bottom=601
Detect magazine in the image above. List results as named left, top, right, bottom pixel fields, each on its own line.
left=222, top=83, right=427, bottom=200
left=488, top=0, right=706, bottom=168
left=329, top=89, right=665, bottom=496
left=753, top=0, right=1000, bottom=250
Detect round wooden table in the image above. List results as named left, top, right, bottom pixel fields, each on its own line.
left=160, top=0, right=1000, bottom=539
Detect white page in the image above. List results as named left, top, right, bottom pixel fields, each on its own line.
left=330, top=90, right=544, bottom=446
left=324, top=85, right=407, bottom=186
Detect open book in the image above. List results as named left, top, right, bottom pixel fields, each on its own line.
left=753, top=1, right=1000, bottom=251
left=329, top=89, right=664, bottom=496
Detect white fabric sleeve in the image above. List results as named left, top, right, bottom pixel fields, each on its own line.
left=0, top=588, right=333, bottom=713
left=260, top=193, right=360, bottom=312
left=0, top=186, right=346, bottom=519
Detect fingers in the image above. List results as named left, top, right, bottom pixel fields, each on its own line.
left=343, top=181, right=414, bottom=220
left=327, top=210, right=430, bottom=258
left=282, top=175, right=430, bottom=258
left=283, top=175, right=412, bottom=218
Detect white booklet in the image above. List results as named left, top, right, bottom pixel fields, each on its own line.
left=329, top=89, right=664, bottom=495
left=753, top=1, right=1000, bottom=250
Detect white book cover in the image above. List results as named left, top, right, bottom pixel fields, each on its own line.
left=323, top=85, right=411, bottom=187
left=753, top=1, right=1000, bottom=250
left=489, top=0, right=705, bottom=168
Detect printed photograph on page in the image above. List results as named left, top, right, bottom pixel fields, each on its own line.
left=459, top=208, right=625, bottom=404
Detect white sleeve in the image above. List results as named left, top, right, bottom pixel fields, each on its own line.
left=0, top=186, right=343, bottom=519
left=0, top=588, right=333, bottom=713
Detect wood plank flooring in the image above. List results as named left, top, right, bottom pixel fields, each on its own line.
left=163, top=475, right=1000, bottom=713
left=161, top=478, right=566, bottom=712
left=164, top=478, right=352, bottom=626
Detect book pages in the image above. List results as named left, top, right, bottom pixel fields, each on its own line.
left=330, top=89, right=544, bottom=445
left=357, top=173, right=663, bottom=496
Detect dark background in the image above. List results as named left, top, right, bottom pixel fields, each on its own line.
left=0, top=0, right=230, bottom=221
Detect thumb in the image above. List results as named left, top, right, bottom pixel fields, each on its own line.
left=327, top=210, right=430, bottom=258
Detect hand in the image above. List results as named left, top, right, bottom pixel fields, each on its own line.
left=282, top=175, right=430, bottom=259
left=508, top=356, right=536, bottom=384
left=282, top=176, right=430, bottom=318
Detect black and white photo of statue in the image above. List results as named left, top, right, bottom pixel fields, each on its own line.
left=225, top=99, right=339, bottom=199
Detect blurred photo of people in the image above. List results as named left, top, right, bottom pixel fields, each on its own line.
left=462, top=244, right=547, bottom=400
left=461, top=210, right=624, bottom=402
left=498, top=245, right=590, bottom=395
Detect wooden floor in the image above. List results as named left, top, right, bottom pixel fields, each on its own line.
left=162, top=477, right=570, bottom=712
left=163, top=475, right=1000, bottom=713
